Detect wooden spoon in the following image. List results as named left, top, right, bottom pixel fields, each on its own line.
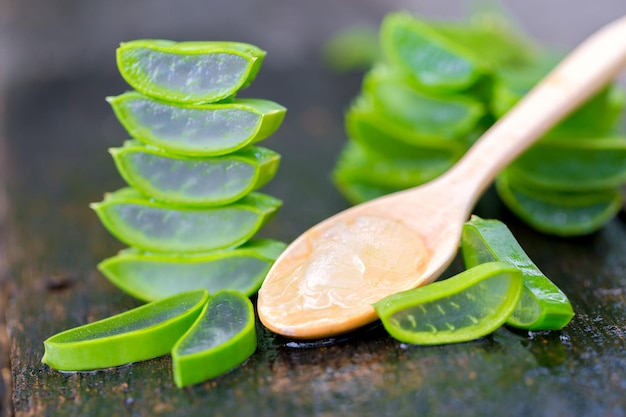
left=258, top=16, right=626, bottom=339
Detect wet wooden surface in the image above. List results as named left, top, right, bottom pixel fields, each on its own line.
left=3, top=1, right=626, bottom=416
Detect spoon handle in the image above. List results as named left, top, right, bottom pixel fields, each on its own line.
left=445, top=15, right=626, bottom=201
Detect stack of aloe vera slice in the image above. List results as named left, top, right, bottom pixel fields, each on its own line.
left=334, top=12, right=626, bottom=236
left=43, top=40, right=286, bottom=386
left=93, top=40, right=287, bottom=301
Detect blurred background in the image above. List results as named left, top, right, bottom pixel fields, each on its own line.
left=1, top=0, right=626, bottom=243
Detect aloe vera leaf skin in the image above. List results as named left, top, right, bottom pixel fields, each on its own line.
left=172, top=290, right=257, bottom=387
left=380, top=12, right=485, bottom=92
left=345, top=107, right=466, bottom=161
left=116, top=40, right=266, bottom=104
left=107, top=92, right=286, bottom=156
left=374, top=262, right=523, bottom=345
left=42, top=290, right=209, bottom=371
left=506, top=137, right=626, bottom=191
left=98, top=239, right=287, bottom=302
left=91, top=188, right=282, bottom=253
left=361, top=67, right=486, bottom=139
left=462, top=216, right=574, bottom=330
left=110, top=142, right=281, bottom=206
left=334, top=140, right=457, bottom=191
left=495, top=173, right=623, bottom=237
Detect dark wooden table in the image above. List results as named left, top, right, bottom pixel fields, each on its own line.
left=3, top=2, right=626, bottom=416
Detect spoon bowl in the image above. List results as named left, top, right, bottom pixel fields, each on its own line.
left=258, top=16, right=626, bottom=339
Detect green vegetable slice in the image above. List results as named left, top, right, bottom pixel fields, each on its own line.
left=493, top=61, right=625, bottom=136
left=432, top=18, right=537, bottom=70
left=116, top=40, right=265, bottom=104
left=42, top=289, right=209, bottom=371
left=333, top=141, right=453, bottom=190
left=363, top=66, right=485, bottom=139
left=507, top=137, right=626, bottom=191
left=91, top=188, right=281, bottom=253
left=462, top=216, right=574, bottom=330
left=374, top=262, right=522, bottom=345
left=111, top=141, right=280, bottom=206
left=496, top=172, right=623, bottom=237
left=347, top=94, right=473, bottom=153
left=107, top=92, right=286, bottom=156
left=172, top=290, right=256, bottom=387
left=98, top=239, right=286, bottom=302
left=380, top=12, right=485, bottom=92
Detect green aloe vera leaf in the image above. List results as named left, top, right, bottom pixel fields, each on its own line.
left=496, top=173, right=623, bottom=237
left=432, top=18, right=537, bottom=69
left=107, top=92, right=286, bottom=156
left=490, top=53, right=559, bottom=117
left=116, top=40, right=265, bottom=104
left=346, top=104, right=466, bottom=161
left=110, top=141, right=280, bottom=206
left=98, top=239, right=286, bottom=302
left=380, top=12, right=486, bottom=92
left=493, top=60, right=625, bottom=136
left=362, top=66, right=485, bottom=139
left=333, top=140, right=454, bottom=190
left=42, top=289, right=209, bottom=371
left=374, top=262, right=523, bottom=345
left=462, top=216, right=574, bottom=330
left=172, top=290, right=256, bottom=387
left=507, top=137, right=626, bottom=191
left=91, top=188, right=281, bottom=253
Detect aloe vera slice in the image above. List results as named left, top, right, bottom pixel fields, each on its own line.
left=42, top=289, right=209, bottom=371
left=345, top=99, right=467, bottom=156
left=432, top=18, right=537, bottom=70
left=374, top=262, right=522, bottom=345
left=172, top=290, right=256, bottom=387
left=116, top=40, right=265, bottom=104
left=493, top=62, right=625, bottom=136
left=363, top=66, right=485, bottom=139
left=380, top=12, right=485, bottom=92
left=98, top=239, right=286, bottom=302
left=496, top=173, right=623, bottom=237
left=507, top=137, right=626, bottom=191
left=91, top=188, right=281, bottom=253
left=462, top=216, right=574, bottom=330
left=107, top=92, right=286, bottom=156
left=111, top=141, right=280, bottom=206
left=333, top=141, right=453, bottom=190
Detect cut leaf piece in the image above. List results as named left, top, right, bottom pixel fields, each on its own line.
left=116, top=40, right=265, bottom=104
left=42, top=289, right=209, bottom=371
left=347, top=95, right=473, bottom=154
left=374, top=262, right=522, bottom=345
left=333, top=141, right=453, bottom=190
left=172, top=290, right=256, bottom=387
left=91, top=188, right=281, bottom=253
left=493, top=60, right=625, bottom=136
left=362, top=66, right=485, bottom=139
left=496, top=172, right=622, bottom=237
left=432, top=17, right=537, bottom=70
left=107, top=92, right=286, bottom=156
left=111, top=141, right=281, bottom=206
left=507, top=137, right=626, bottom=191
left=380, top=12, right=485, bottom=92
left=98, top=239, right=286, bottom=302
left=462, top=216, right=574, bottom=330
